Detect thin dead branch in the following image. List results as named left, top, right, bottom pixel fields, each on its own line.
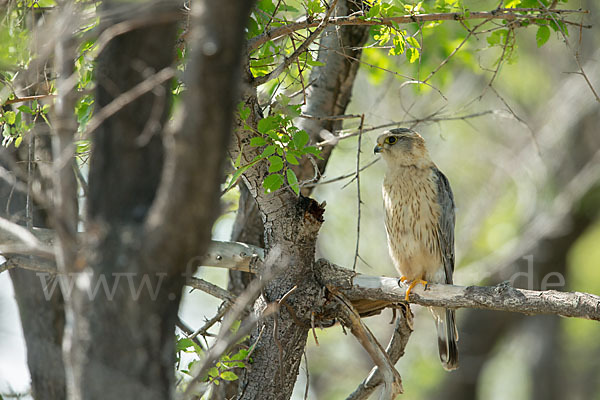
left=333, top=290, right=404, bottom=399
left=346, top=307, right=413, bottom=400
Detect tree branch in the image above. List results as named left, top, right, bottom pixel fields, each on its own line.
left=316, top=260, right=600, bottom=321
left=247, top=8, right=588, bottom=51
left=190, top=241, right=600, bottom=321
left=346, top=309, right=413, bottom=400
left=333, top=291, right=403, bottom=399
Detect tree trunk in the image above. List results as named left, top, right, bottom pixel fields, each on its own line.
left=1, top=132, right=66, bottom=400
left=61, top=1, right=254, bottom=399
left=233, top=2, right=369, bottom=398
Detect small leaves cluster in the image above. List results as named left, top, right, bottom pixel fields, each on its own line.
left=1, top=100, right=49, bottom=148
left=230, top=99, right=322, bottom=196
left=175, top=329, right=251, bottom=387
left=247, top=0, right=325, bottom=91
left=202, top=350, right=250, bottom=385
left=364, top=0, right=422, bottom=63
left=486, top=0, right=569, bottom=56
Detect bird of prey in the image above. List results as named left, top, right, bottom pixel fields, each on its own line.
left=374, top=127, right=458, bottom=371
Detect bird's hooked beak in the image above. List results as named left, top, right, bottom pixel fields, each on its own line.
left=374, top=144, right=383, bottom=154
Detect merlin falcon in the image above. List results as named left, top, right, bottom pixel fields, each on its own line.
left=374, top=127, right=458, bottom=370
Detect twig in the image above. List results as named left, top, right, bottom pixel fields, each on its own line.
left=1, top=94, right=56, bottom=106
left=176, top=318, right=205, bottom=350
left=318, top=110, right=500, bottom=146
left=188, top=301, right=231, bottom=340
left=351, top=115, right=364, bottom=272
left=303, top=351, right=310, bottom=400
left=300, top=113, right=362, bottom=121
left=186, top=277, right=236, bottom=303
left=303, top=159, right=379, bottom=188
left=537, top=0, right=599, bottom=102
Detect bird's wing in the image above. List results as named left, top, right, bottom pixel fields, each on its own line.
left=433, top=168, right=455, bottom=284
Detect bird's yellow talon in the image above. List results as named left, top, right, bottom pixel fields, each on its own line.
left=404, top=279, right=428, bottom=302
left=399, top=276, right=409, bottom=282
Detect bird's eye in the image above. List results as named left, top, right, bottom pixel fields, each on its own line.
left=385, top=136, right=397, bottom=145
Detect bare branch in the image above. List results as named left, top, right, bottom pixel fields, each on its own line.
left=186, top=277, right=236, bottom=303
left=0, top=217, right=55, bottom=258
left=193, top=241, right=600, bottom=321
left=333, top=291, right=404, bottom=399
left=346, top=310, right=413, bottom=400
left=317, top=260, right=600, bottom=321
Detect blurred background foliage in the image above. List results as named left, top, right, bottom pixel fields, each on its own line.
left=0, top=0, right=598, bottom=398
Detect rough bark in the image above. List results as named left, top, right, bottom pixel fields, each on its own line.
left=63, top=1, right=254, bottom=399
left=1, top=124, right=66, bottom=399
left=225, top=2, right=370, bottom=398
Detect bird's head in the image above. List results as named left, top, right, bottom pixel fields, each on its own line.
left=374, top=128, right=432, bottom=168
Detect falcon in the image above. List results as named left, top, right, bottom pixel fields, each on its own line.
left=374, top=127, right=458, bottom=370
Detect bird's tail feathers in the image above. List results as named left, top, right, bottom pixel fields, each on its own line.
left=431, top=307, right=459, bottom=371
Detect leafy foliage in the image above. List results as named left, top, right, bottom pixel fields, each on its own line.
left=229, top=98, right=322, bottom=195
left=175, top=332, right=251, bottom=388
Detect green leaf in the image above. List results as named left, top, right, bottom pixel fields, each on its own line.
left=406, top=36, right=421, bottom=49
left=234, top=148, right=243, bottom=168
left=14, top=136, right=22, bottom=148
left=303, top=146, right=323, bottom=159
left=292, top=130, right=309, bottom=149
left=257, top=117, right=279, bottom=134
left=226, top=163, right=253, bottom=192
left=220, top=371, right=239, bottom=381
left=268, top=155, right=283, bottom=172
left=250, top=137, right=267, bottom=147
left=536, top=25, right=550, bottom=47
left=5, top=111, right=16, bottom=125
left=237, top=102, right=250, bottom=120
left=365, top=3, right=381, bottom=19
left=286, top=169, right=300, bottom=195
left=389, top=34, right=405, bottom=56
left=263, top=173, right=284, bottom=193
left=406, top=47, right=420, bottom=63
left=17, top=105, right=33, bottom=114
left=306, top=59, right=325, bottom=67
left=285, top=153, right=299, bottom=165
left=231, top=349, right=249, bottom=361
left=306, top=0, right=325, bottom=14
left=208, top=367, right=219, bottom=378
left=487, top=31, right=501, bottom=46
left=176, top=338, right=195, bottom=351
left=261, top=145, right=276, bottom=157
